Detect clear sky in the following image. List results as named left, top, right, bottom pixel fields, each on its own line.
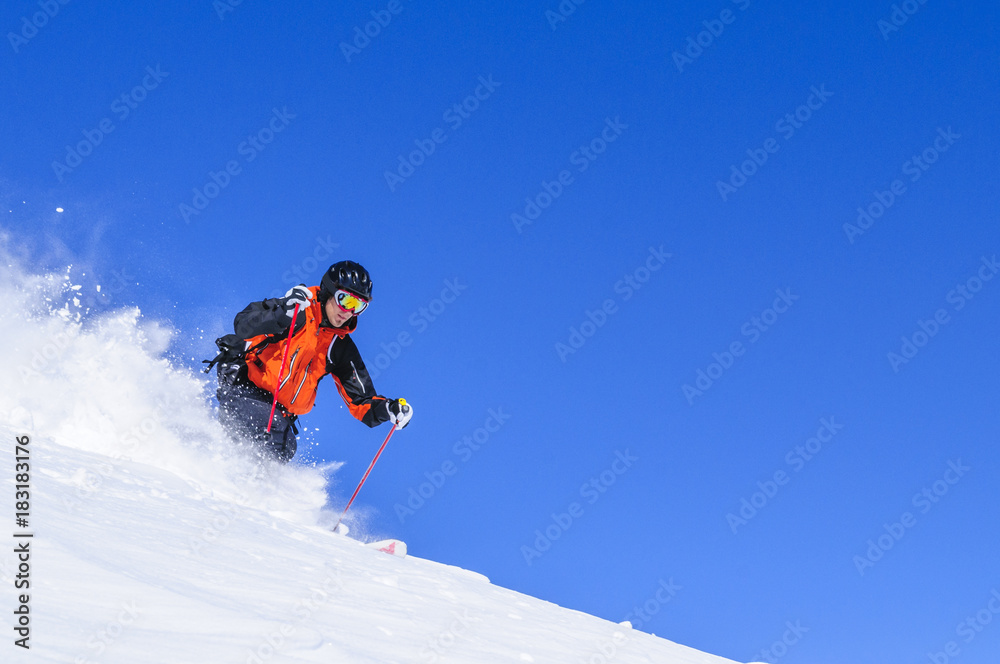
left=3, top=1, right=999, bottom=663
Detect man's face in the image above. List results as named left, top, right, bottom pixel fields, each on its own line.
left=325, top=297, right=353, bottom=327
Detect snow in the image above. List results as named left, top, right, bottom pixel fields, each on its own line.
left=0, top=254, right=740, bottom=664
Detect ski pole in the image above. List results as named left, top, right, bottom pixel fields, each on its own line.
left=334, top=405, right=404, bottom=532
left=266, top=303, right=300, bottom=433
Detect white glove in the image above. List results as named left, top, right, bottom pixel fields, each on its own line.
left=284, top=285, right=314, bottom=313
left=387, top=398, right=412, bottom=430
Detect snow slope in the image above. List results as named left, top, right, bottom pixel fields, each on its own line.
left=0, top=254, right=741, bottom=664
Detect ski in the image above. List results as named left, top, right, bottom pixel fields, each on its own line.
left=366, top=539, right=407, bottom=557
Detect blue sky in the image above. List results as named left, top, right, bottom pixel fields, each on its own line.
left=3, top=0, right=999, bottom=662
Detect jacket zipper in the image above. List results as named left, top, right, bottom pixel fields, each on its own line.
left=279, top=349, right=299, bottom=392
left=291, top=361, right=312, bottom=404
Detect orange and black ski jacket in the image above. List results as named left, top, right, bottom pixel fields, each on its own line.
left=230, top=286, right=391, bottom=426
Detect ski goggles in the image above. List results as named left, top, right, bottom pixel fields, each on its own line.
left=333, top=289, right=369, bottom=315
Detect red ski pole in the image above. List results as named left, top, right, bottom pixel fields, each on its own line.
left=334, top=405, right=404, bottom=532
left=266, top=303, right=300, bottom=433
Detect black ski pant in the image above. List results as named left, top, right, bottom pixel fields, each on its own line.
left=217, top=377, right=297, bottom=463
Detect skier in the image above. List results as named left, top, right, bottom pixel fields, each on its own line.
left=206, top=260, right=412, bottom=463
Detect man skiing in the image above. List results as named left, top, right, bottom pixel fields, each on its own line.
left=207, top=260, right=412, bottom=462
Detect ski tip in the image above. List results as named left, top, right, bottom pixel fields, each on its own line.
left=366, top=539, right=407, bottom=557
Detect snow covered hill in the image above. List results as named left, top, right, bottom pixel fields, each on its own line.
left=0, top=256, right=741, bottom=664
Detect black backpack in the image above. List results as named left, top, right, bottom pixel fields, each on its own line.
left=202, top=333, right=282, bottom=381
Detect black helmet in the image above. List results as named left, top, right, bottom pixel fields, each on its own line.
left=320, top=260, right=372, bottom=302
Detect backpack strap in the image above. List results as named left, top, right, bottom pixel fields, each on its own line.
left=203, top=333, right=280, bottom=373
